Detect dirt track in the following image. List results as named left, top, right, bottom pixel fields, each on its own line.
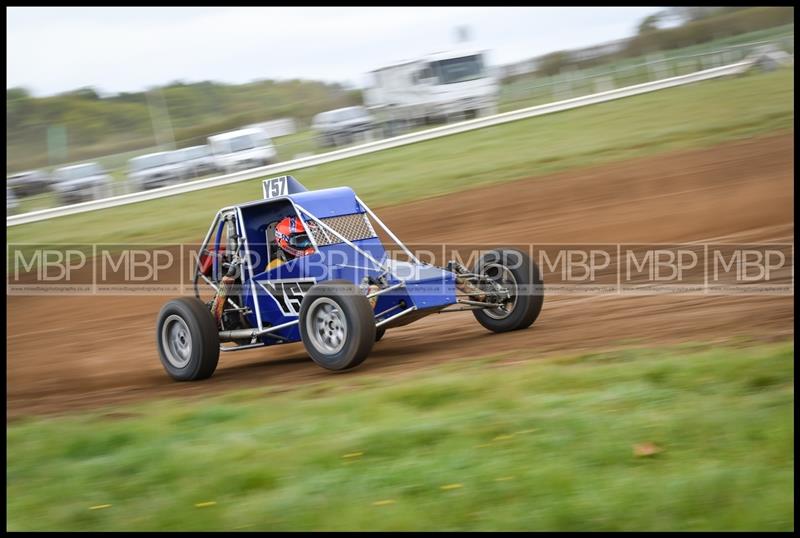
left=7, top=133, right=794, bottom=419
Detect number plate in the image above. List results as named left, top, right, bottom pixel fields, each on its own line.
left=262, top=176, right=289, bottom=199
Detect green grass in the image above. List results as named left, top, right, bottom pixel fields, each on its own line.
left=7, top=68, right=794, bottom=247
left=6, top=341, right=794, bottom=531
left=15, top=191, right=58, bottom=214
left=272, top=129, right=319, bottom=162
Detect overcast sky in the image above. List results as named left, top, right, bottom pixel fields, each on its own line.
left=7, top=6, right=663, bottom=97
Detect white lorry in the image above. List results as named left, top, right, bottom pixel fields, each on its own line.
left=363, top=48, right=500, bottom=132
left=208, top=128, right=277, bottom=174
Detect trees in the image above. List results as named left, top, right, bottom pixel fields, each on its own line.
left=6, top=78, right=366, bottom=173
left=537, top=51, right=570, bottom=77
left=637, top=14, right=663, bottom=35
left=626, top=6, right=793, bottom=60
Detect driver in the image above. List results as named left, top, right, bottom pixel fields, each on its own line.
left=265, top=215, right=314, bottom=271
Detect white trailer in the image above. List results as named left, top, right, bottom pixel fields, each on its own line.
left=364, top=48, right=499, bottom=132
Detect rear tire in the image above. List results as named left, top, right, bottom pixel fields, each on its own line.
left=472, top=248, right=543, bottom=333
left=156, top=297, right=220, bottom=381
left=375, top=327, right=386, bottom=342
left=299, top=280, right=376, bottom=371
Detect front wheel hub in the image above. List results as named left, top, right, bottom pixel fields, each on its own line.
left=481, top=263, right=518, bottom=320
left=162, top=314, right=193, bottom=368
left=307, top=297, right=348, bottom=354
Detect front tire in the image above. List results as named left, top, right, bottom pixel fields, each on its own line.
left=299, top=280, right=376, bottom=371
left=472, top=248, right=543, bottom=333
left=156, top=297, right=220, bottom=381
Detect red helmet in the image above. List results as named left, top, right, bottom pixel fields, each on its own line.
left=275, top=216, right=314, bottom=258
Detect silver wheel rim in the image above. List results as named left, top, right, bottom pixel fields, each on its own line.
left=162, top=314, right=193, bottom=368
left=483, top=263, right=518, bottom=320
left=306, top=297, right=347, bottom=355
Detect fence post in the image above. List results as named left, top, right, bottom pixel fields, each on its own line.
left=550, top=74, right=559, bottom=101
left=46, top=125, right=68, bottom=167
left=594, top=75, right=614, bottom=93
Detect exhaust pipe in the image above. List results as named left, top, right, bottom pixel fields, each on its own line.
left=218, top=319, right=299, bottom=342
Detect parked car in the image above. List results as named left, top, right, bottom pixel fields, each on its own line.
left=52, top=163, right=112, bottom=205
left=208, top=128, right=277, bottom=174
left=311, top=106, right=375, bottom=147
left=7, top=186, right=19, bottom=214
left=7, top=170, right=52, bottom=198
left=127, top=151, right=184, bottom=191
left=172, top=145, right=218, bottom=179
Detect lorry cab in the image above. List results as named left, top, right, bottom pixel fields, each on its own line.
left=365, top=48, right=500, bottom=127
left=418, top=49, right=499, bottom=119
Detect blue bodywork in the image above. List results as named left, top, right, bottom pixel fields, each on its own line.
left=204, top=177, right=457, bottom=345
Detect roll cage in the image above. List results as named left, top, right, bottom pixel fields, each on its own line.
left=192, top=176, right=510, bottom=352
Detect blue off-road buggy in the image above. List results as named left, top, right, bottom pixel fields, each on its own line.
left=156, top=176, right=543, bottom=381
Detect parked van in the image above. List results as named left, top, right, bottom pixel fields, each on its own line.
left=311, top=106, right=375, bottom=148
left=127, top=151, right=184, bottom=191
left=172, top=145, right=217, bottom=179
left=51, top=162, right=112, bottom=205
left=208, top=128, right=277, bottom=174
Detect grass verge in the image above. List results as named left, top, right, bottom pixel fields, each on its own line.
left=7, top=341, right=794, bottom=531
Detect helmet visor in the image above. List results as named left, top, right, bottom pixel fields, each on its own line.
left=288, top=233, right=312, bottom=249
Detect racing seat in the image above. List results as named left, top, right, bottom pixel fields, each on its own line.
left=262, top=220, right=293, bottom=272
left=265, top=221, right=278, bottom=266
